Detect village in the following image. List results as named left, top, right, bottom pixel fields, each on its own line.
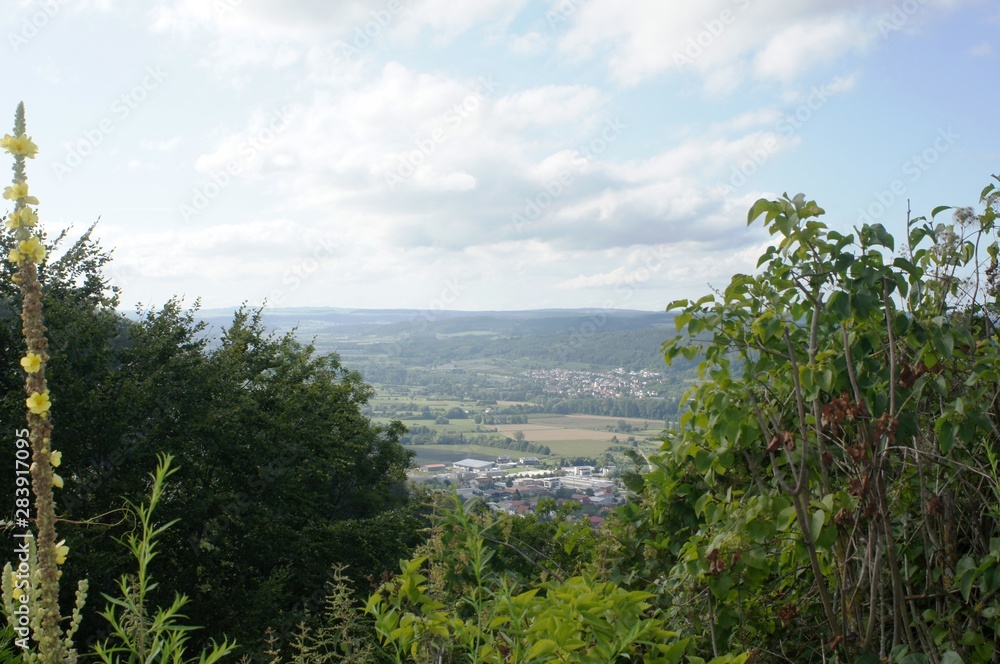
left=413, top=456, right=627, bottom=527
left=524, top=367, right=664, bottom=399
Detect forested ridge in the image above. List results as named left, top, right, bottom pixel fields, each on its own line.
left=5, top=168, right=1000, bottom=661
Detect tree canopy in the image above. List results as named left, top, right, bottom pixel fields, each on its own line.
left=1, top=227, right=423, bottom=655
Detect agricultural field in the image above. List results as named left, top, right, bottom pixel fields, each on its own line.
left=398, top=410, right=667, bottom=467
left=527, top=414, right=661, bottom=431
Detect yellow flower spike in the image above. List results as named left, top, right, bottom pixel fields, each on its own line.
left=2, top=133, right=39, bottom=158
left=26, top=390, right=51, bottom=415
left=17, top=236, right=45, bottom=264
left=20, top=352, right=42, bottom=373
left=49, top=450, right=61, bottom=468
left=52, top=473, right=63, bottom=489
left=54, top=541, right=69, bottom=565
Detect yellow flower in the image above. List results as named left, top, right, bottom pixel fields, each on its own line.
left=7, top=248, right=22, bottom=264
left=55, top=540, right=69, bottom=565
left=20, top=352, right=42, bottom=373
left=2, top=182, right=38, bottom=204
left=17, top=236, right=45, bottom=264
left=50, top=450, right=61, bottom=467
left=26, top=390, right=51, bottom=415
left=1, top=134, right=39, bottom=158
left=8, top=572, right=21, bottom=599
left=12, top=585, right=24, bottom=601
left=6, top=206, right=40, bottom=229
left=52, top=473, right=63, bottom=489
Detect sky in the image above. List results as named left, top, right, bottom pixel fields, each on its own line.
left=2, top=0, right=998, bottom=313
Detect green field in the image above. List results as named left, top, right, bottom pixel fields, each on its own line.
left=528, top=414, right=662, bottom=431
left=374, top=389, right=669, bottom=467
left=407, top=444, right=513, bottom=466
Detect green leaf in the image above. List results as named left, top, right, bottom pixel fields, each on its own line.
left=955, top=556, right=976, bottom=601
left=931, top=205, right=953, bottom=219
left=940, top=650, right=965, bottom=664
left=527, top=639, right=559, bottom=660
left=810, top=510, right=826, bottom=543
left=935, top=416, right=957, bottom=454
left=622, top=472, right=645, bottom=493
left=828, top=291, right=851, bottom=321
left=747, top=199, right=773, bottom=225
left=747, top=520, right=774, bottom=543
left=900, top=655, right=929, bottom=664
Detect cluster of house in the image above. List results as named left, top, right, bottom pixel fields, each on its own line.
left=416, top=457, right=623, bottom=526
left=523, top=367, right=664, bottom=398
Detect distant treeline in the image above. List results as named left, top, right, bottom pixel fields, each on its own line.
left=373, top=397, right=678, bottom=422
left=536, top=396, right=677, bottom=419
left=358, top=328, right=676, bottom=372
left=400, top=427, right=551, bottom=455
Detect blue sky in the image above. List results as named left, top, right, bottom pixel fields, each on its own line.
left=3, top=0, right=997, bottom=312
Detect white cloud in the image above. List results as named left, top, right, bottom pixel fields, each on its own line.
left=140, top=137, right=181, bottom=151
left=508, top=31, right=546, bottom=55
left=552, top=0, right=971, bottom=87
left=752, top=18, right=866, bottom=82
left=967, top=42, right=993, bottom=57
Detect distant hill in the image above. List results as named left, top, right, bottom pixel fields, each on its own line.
left=190, top=306, right=689, bottom=377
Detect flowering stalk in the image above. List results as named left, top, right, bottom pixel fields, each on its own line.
left=2, top=102, right=76, bottom=662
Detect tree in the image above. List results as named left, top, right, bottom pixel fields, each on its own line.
left=2, top=257, right=424, bottom=655
left=631, top=184, right=1000, bottom=661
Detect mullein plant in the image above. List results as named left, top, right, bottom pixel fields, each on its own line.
left=1, top=103, right=87, bottom=663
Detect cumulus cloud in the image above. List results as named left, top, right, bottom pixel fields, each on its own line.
left=550, top=0, right=970, bottom=87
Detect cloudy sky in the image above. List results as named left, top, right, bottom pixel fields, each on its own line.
left=2, top=0, right=997, bottom=312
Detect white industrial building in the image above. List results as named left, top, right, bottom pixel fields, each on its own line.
left=452, top=458, right=495, bottom=472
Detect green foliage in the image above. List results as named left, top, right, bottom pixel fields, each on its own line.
left=367, top=495, right=689, bottom=663
left=637, top=181, right=1000, bottom=661
left=2, top=259, right=425, bottom=654
left=248, top=565, right=380, bottom=664
left=0, top=626, right=24, bottom=663
left=93, top=454, right=235, bottom=663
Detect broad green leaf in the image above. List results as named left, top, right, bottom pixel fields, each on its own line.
left=810, top=510, right=826, bottom=544
left=940, top=650, right=965, bottom=664
left=931, top=205, right=953, bottom=219
left=527, top=639, right=558, bottom=660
